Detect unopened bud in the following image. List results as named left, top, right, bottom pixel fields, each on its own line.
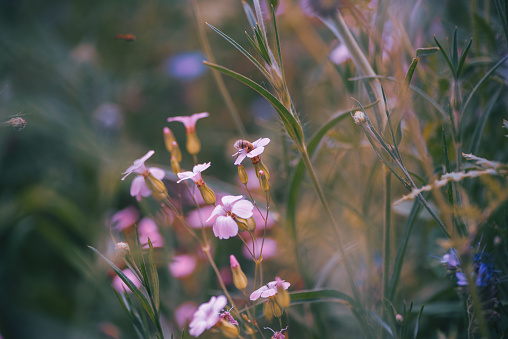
left=163, top=127, right=176, bottom=152
left=235, top=217, right=249, bottom=231
left=217, top=319, right=239, bottom=338
left=186, top=131, right=201, bottom=155
left=170, top=156, right=181, bottom=175
left=116, top=242, right=130, bottom=257
left=275, top=287, right=290, bottom=308
left=396, top=314, right=403, bottom=322
left=238, top=164, right=248, bottom=185
left=246, top=217, right=256, bottom=232
left=263, top=298, right=282, bottom=320
left=353, top=111, right=367, bottom=125
left=198, top=182, right=216, bottom=205
left=258, top=170, right=270, bottom=192
left=230, top=255, right=248, bottom=290
left=144, top=172, right=169, bottom=201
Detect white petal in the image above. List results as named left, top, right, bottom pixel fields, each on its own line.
left=130, top=176, right=145, bottom=196
left=252, top=138, right=270, bottom=148
left=206, top=205, right=226, bottom=223
left=234, top=153, right=248, bottom=165
left=260, top=288, right=277, bottom=298
left=213, top=295, right=228, bottom=312
left=213, top=216, right=238, bottom=239
left=231, top=200, right=254, bottom=219
left=248, top=146, right=265, bottom=157
left=149, top=167, right=165, bottom=180
left=221, top=195, right=244, bottom=208
left=177, top=171, right=195, bottom=183
left=250, top=286, right=268, bottom=300
left=193, top=162, right=211, bottom=173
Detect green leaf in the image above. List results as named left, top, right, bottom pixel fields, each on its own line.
left=254, top=24, right=271, bottom=64
left=494, top=0, right=508, bottom=44
left=402, top=57, right=419, bottom=97
left=388, top=196, right=425, bottom=300
left=452, top=28, right=459, bottom=70
left=415, top=47, right=440, bottom=57
left=148, top=239, right=160, bottom=312
left=413, top=305, right=425, bottom=339
left=204, top=61, right=304, bottom=146
left=434, top=35, right=456, bottom=78
left=461, top=54, right=508, bottom=117
left=241, top=0, right=257, bottom=31
left=469, top=87, right=502, bottom=154
left=206, top=23, right=270, bottom=79
left=271, top=4, right=285, bottom=88
left=456, top=38, right=473, bottom=77
left=289, top=289, right=355, bottom=306
left=88, top=246, right=156, bottom=323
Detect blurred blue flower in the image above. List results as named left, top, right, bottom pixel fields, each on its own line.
left=441, top=248, right=460, bottom=268
left=164, top=52, right=207, bottom=81
left=456, top=272, right=468, bottom=286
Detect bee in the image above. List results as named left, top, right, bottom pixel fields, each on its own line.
left=234, top=139, right=254, bottom=152
left=114, top=34, right=136, bottom=42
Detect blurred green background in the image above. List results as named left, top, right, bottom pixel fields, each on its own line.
left=1, top=0, right=507, bottom=338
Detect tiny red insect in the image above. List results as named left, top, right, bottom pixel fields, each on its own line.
left=114, top=34, right=136, bottom=41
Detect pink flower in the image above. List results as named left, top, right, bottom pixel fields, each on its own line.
left=250, top=277, right=290, bottom=301
left=189, top=295, right=227, bottom=337
left=167, top=112, right=209, bottom=133
left=207, top=195, right=254, bottom=239
left=121, top=150, right=165, bottom=201
left=220, top=309, right=238, bottom=326
left=138, top=217, right=164, bottom=248
left=186, top=205, right=216, bottom=228
left=330, top=44, right=351, bottom=65
left=233, top=138, right=270, bottom=165
left=169, top=254, right=197, bottom=279
left=110, top=206, right=139, bottom=230
left=175, top=302, right=198, bottom=328
left=242, top=237, right=277, bottom=260
left=265, top=327, right=288, bottom=339
left=177, top=162, right=211, bottom=185
left=112, top=269, right=141, bottom=293
left=121, top=150, right=154, bottom=180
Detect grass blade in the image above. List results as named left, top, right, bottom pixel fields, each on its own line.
left=456, top=38, right=473, bottom=77
left=469, top=86, right=502, bottom=154
left=434, top=35, right=456, bottom=78
left=148, top=239, right=160, bottom=312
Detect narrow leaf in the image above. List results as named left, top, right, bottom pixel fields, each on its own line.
left=148, top=239, right=160, bottom=312
left=289, top=289, right=355, bottom=306
left=452, top=28, right=459, bottom=70
left=415, top=47, right=440, bottom=57
left=88, top=246, right=156, bottom=323
left=413, top=305, right=425, bottom=339
left=469, top=85, right=502, bottom=154
left=241, top=0, right=257, bottom=31
left=402, top=57, right=419, bottom=97
left=434, top=36, right=456, bottom=78
left=456, top=38, right=473, bottom=77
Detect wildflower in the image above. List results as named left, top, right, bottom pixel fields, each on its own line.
left=112, top=269, right=141, bottom=293
left=456, top=272, right=469, bottom=286
left=207, top=195, right=254, bottom=239
left=233, top=138, right=270, bottom=165
left=177, top=163, right=216, bottom=205
left=186, top=205, right=216, bottom=228
left=230, top=255, right=248, bottom=290
left=441, top=248, right=460, bottom=269
left=220, top=307, right=239, bottom=326
left=169, top=254, right=197, bottom=279
left=330, top=44, right=351, bottom=65
left=121, top=151, right=167, bottom=201
left=164, top=52, right=207, bottom=82
left=168, top=112, right=209, bottom=155
left=265, top=327, right=288, bottom=339
left=189, top=295, right=227, bottom=337
left=352, top=111, right=367, bottom=125
left=175, top=302, right=198, bottom=328
left=111, top=206, right=139, bottom=231
left=138, top=217, right=164, bottom=248
left=250, top=277, right=290, bottom=301
left=177, top=163, right=211, bottom=185
left=115, top=242, right=130, bottom=257
left=396, top=314, right=403, bottom=322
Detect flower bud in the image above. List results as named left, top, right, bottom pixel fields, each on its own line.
left=115, top=242, right=130, bottom=257
left=186, top=131, right=201, bottom=155
left=170, top=156, right=181, bottom=175
left=254, top=160, right=270, bottom=180
left=163, top=127, right=176, bottom=152
left=217, top=319, right=239, bottom=338
left=396, top=314, right=403, bottom=322
left=246, top=217, right=256, bottom=232
left=263, top=298, right=282, bottom=320
left=258, top=170, right=270, bottom=192
left=235, top=217, right=249, bottom=231
left=353, top=111, right=367, bottom=125
left=238, top=164, right=248, bottom=185
left=144, top=172, right=169, bottom=201
left=198, top=182, right=216, bottom=205
left=275, top=286, right=290, bottom=308
left=171, top=141, right=182, bottom=162
left=230, top=255, right=248, bottom=291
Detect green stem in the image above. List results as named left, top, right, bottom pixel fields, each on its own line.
left=382, top=170, right=391, bottom=319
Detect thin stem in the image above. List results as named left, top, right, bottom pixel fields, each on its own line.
left=382, top=170, right=391, bottom=327
left=202, top=245, right=238, bottom=311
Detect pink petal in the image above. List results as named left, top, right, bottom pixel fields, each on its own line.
left=130, top=176, right=146, bottom=197
left=187, top=205, right=216, bottom=228
left=252, top=138, right=270, bottom=148
left=206, top=205, right=226, bottom=223
left=234, top=153, right=248, bottom=165
left=193, top=162, right=211, bottom=173
left=260, top=289, right=277, bottom=298
left=177, top=171, right=195, bottom=183
left=247, top=146, right=265, bottom=157
left=221, top=195, right=244, bottom=208
left=167, top=116, right=193, bottom=128
left=149, top=167, right=165, bottom=180
left=169, top=254, right=197, bottom=278
left=190, top=112, right=210, bottom=124
left=213, top=216, right=238, bottom=239
left=231, top=200, right=254, bottom=219
left=250, top=286, right=268, bottom=300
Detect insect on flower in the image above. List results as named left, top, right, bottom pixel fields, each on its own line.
left=114, top=34, right=136, bottom=41
left=234, top=139, right=255, bottom=153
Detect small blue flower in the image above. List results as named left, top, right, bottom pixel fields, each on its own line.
left=164, top=52, right=207, bottom=81
left=456, top=272, right=469, bottom=286
left=441, top=248, right=460, bottom=268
